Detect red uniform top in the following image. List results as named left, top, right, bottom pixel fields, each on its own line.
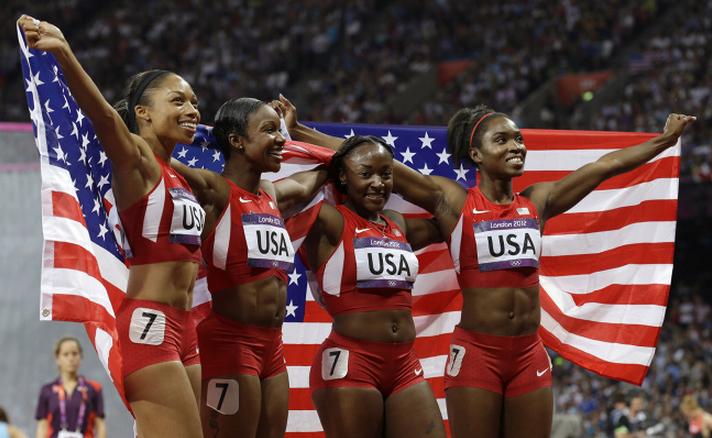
left=201, top=179, right=292, bottom=292
left=118, top=155, right=204, bottom=265
left=448, top=186, right=541, bottom=289
left=314, top=205, right=419, bottom=316
left=688, top=413, right=704, bottom=438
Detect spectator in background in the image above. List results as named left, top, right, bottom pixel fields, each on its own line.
left=35, top=336, right=106, bottom=438
left=679, top=394, right=712, bottom=438
left=0, top=407, right=30, bottom=438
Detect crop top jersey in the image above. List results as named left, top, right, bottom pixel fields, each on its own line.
left=314, top=205, right=419, bottom=316
left=118, top=155, right=204, bottom=265
left=448, top=186, right=541, bottom=289
left=688, top=413, right=704, bottom=438
left=201, top=179, right=292, bottom=292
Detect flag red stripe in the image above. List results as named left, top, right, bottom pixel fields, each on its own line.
left=540, top=242, right=674, bottom=276
left=52, top=191, right=84, bottom=221
left=539, top=329, right=649, bottom=385
left=515, top=156, right=678, bottom=190
left=540, top=293, right=664, bottom=347
left=545, top=200, right=677, bottom=234
left=412, top=291, right=462, bottom=316
left=520, top=130, right=657, bottom=150
left=567, top=283, right=670, bottom=307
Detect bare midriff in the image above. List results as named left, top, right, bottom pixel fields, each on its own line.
left=458, top=285, right=541, bottom=336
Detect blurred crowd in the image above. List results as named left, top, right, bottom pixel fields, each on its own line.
left=0, top=0, right=673, bottom=125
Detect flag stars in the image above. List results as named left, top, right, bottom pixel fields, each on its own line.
left=212, top=150, right=221, bottom=162
left=436, top=148, right=451, bottom=165
left=92, top=198, right=102, bottom=216
left=43, top=99, right=54, bottom=114
left=382, top=131, right=398, bottom=147
left=78, top=147, right=87, bottom=165
left=54, top=126, right=64, bottom=141
left=53, top=145, right=68, bottom=164
left=418, top=163, right=434, bottom=175
left=97, top=174, right=110, bottom=190
left=200, top=139, right=211, bottom=152
left=454, top=164, right=470, bottom=181
left=70, top=122, right=79, bottom=139
left=187, top=156, right=199, bottom=167
left=288, top=270, right=302, bottom=286
left=75, top=109, right=85, bottom=127
left=97, top=150, right=108, bottom=167
left=285, top=300, right=299, bottom=318
left=344, top=129, right=356, bottom=139
left=81, top=132, right=91, bottom=149
left=85, top=172, right=95, bottom=189
left=400, top=147, right=416, bottom=164
left=97, top=223, right=109, bottom=240
left=177, top=147, right=188, bottom=159
left=32, top=71, right=45, bottom=87
left=419, top=132, right=435, bottom=149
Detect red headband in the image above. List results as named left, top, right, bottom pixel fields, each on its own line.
left=468, top=113, right=493, bottom=149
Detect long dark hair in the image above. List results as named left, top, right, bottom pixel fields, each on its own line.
left=212, top=98, right=266, bottom=160
left=330, top=135, right=394, bottom=194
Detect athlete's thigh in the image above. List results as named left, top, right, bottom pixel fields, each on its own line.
left=312, top=387, right=384, bottom=438
left=256, top=372, right=290, bottom=438
left=385, top=381, right=446, bottom=438
left=445, top=387, right=503, bottom=438
left=124, top=361, right=203, bottom=438
left=185, top=363, right=201, bottom=408
left=201, top=373, right=262, bottom=438
left=501, top=386, right=553, bottom=438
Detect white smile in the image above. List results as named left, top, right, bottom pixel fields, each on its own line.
left=180, top=122, right=197, bottom=130
left=507, top=157, right=523, bottom=163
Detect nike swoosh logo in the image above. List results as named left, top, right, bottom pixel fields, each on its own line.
left=355, top=228, right=371, bottom=233
left=239, top=197, right=252, bottom=203
left=473, top=208, right=491, bottom=214
left=414, top=368, right=423, bottom=376
left=536, top=368, right=549, bottom=377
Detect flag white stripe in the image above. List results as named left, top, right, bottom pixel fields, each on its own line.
left=541, top=221, right=676, bottom=256
left=540, top=310, right=655, bottom=366
left=413, top=311, right=459, bottom=337
left=525, top=143, right=678, bottom=172
left=543, top=284, right=667, bottom=326
left=561, top=178, right=677, bottom=214
left=412, top=270, right=459, bottom=296
left=540, top=263, right=672, bottom=294
left=41, top=267, right=115, bottom=315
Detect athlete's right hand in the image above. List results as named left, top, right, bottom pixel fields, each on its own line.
left=17, top=15, right=68, bottom=55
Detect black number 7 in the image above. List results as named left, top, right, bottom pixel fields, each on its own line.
left=214, top=382, right=229, bottom=411
left=141, top=312, right=158, bottom=340
left=329, top=350, right=341, bottom=376
left=450, top=347, right=461, bottom=371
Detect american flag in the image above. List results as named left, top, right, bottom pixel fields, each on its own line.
left=628, top=50, right=666, bottom=75
left=20, top=24, right=679, bottom=436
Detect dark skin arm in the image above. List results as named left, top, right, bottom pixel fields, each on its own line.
left=275, top=94, right=465, bottom=236
left=18, top=15, right=159, bottom=209
left=521, top=113, right=696, bottom=230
